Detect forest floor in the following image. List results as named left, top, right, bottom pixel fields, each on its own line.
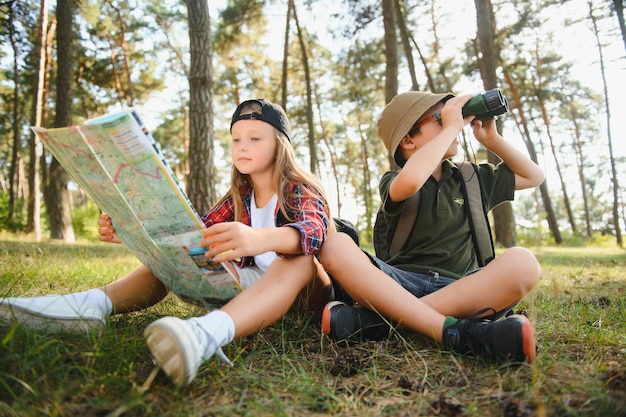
left=0, top=238, right=624, bottom=416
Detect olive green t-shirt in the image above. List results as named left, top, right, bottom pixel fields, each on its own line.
left=378, top=159, right=515, bottom=278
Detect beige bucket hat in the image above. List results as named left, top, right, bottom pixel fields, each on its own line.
left=377, top=91, right=453, bottom=167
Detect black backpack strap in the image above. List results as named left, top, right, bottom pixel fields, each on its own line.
left=388, top=191, right=420, bottom=258
left=458, top=163, right=494, bottom=266
left=334, top=218, right=359, bottom=246
left=380, top=162, right=494, bottom=266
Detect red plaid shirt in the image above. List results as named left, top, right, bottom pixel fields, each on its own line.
left=201, top=182, right=330, bottom=268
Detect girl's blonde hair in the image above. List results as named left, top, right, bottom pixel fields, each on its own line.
left=217, top=101, right=336, bottom=234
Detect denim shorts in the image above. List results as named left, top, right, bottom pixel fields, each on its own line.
left=364, top=251, right=457, bottom=298
left=331, top=250, right=513, bottom=320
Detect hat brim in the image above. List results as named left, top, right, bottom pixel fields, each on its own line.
left=379, top=92, right=453, bottom=168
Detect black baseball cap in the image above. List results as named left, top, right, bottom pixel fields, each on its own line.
left=230, top=99, right=292, bottom=141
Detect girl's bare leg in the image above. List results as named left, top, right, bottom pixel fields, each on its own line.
left=98, top=266, right=169, bottom=314
left=144, top=255, right=323, bottom=385
left=294, top=259, right=332, bottom=313
left=221, top=255, right=318, bottom=338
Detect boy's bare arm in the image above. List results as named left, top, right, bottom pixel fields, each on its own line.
left=391, top=95, right=474, bottom=202
left=472, top=119, right=545, bottom=190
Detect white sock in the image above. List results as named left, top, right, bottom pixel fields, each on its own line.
left=192, top=310, right=235, bottom=359
left=75, top=289, right=113, bottom=315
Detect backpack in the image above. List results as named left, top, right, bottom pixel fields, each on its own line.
left=373, top=162, right=495, bottom=267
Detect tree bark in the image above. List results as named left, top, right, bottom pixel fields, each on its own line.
left=7, top=0, right=21, bottom=224
left=393, top=0, right=418, bottom=90
left=281, top=0, right=292, bottom=109
left=474, top=0, right=516, bottom=247
left=185, top=0, right=215, bottom=214
left=45, top=0, right=75, bottom=242
left=382, top=0, right=398, bottom=168
left=613, top=0, right=626, bottom=52
left=26, top=0, right=48, bottom=241
left=293, top=2, right=318, bottom=175
left=588, top=0, right=623, bottom=246
left=503, top=71, right=562, bottom=244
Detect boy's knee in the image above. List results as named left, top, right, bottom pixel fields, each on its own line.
left=504, top=246, right=542, bottom=286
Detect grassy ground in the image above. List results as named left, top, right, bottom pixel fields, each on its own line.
left=0, top=239, right=624, bottom=416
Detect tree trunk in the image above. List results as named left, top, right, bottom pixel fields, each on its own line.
left=292, top=2, right=318, bottom=175
left=45, top=0, right=75, bottom=242
left=27, top=0, right=49, bottom=241
left=571, top=113, right=593, bottom=238
left=7, top=0, right=21, bottom=225
left=107, top=1, right=135, bottom=106
left=382, top=0, right=397, bottom=168
left=357, top=112, right=373, bottom=242
left=393, top=0, right=418, bottom=90
left=503, top=71, right=562, bottom=244
left=281, top=0, right=292, bottom=109
left=613, top=0, right=626, bottom=52
left=474, top=0, right=516, bottom=247
left=588, top=0, right=623, bottom=246
left=185, top=0, right=215, bottom=214
left=535, top=70, right=577, bottom=234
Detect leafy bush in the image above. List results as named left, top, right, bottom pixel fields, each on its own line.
left=71, top=200, right=101, bottom=240
left=0, top=192, right=27, bottom=233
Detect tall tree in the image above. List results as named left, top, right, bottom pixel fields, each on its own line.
left=281, top=0, right=292, bottom=109
left=6, top=0, right=22, bottom=225
left=588, top=0, right=623, bottom=246
left=393, top=0, right=418, bottom=90
left=533, top=47, right=577, bottom=235
left=184, top=0, right=215, bottom=213
left=45, top=0, right=75, bottom=241
left=382, top=0, right=397, bottom=169
left=104, top=1, right=136, bottom=106
left=502, top=68, right=562, bottom=244
left=613, top=0, right=626, bottom=51
left=292, top=2, right=318, bottom=175
left=26, top=0, right=48, bottom=241
left=474, top=0, right=516, bottom=247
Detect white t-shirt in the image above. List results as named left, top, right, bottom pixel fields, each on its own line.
left=235, top=191, right=278, bottom=288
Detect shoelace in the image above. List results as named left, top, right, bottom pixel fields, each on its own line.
left=450, top=308, right=499, bottom=358
left=466, top=306, right=497, bottom=321
left=216, top=347, right=233, bottom=366
left=190, top=318, right=234, bottom=366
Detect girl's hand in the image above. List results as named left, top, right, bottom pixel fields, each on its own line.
left=200, top=222, right=266, bottom=263
left=97, top=212, right=122, bottom=244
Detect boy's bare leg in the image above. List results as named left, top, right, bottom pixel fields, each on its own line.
left=318, top=234, right=537, bottom=366
left=420, top=246, right=541, bottom=318
left=319, top=233, right=446, bottom=341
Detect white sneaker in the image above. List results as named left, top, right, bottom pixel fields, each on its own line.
left=144, top=316, right=232, bottom=386
left=0, top=294, right=107, bottom=333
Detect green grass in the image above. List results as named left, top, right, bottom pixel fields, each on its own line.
left=0, top=239, right=624, bottom=416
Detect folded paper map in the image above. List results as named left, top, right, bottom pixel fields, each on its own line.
left=32, top=111, right=241, bottom=308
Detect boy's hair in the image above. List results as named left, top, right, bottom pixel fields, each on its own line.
left=222, top=99, right=336, bottom=233
left=377, top=91, right=453, bottom=167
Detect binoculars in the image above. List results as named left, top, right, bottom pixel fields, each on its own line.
left=462, top=88, right=509, bottom=120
